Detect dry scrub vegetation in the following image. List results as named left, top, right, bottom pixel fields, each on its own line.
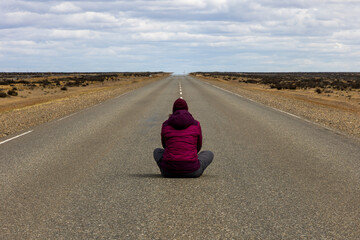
left=0, top=72, right=170, bottom=138
left=191, top=72, right=360, bottom=139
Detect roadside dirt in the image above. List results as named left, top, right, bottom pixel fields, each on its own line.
left=0, top=74, right=170, bottom=138
left=2, top=73, right=359, bottom=140
left=195, top=75, right=360, bottom=140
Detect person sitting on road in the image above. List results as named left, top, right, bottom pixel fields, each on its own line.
left=153, top=98, right=214, bottom=178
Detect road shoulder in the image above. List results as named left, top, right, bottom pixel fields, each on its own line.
left=193, top=75, right=360, bottom=140
left=0, top=74, right=169, bottom=138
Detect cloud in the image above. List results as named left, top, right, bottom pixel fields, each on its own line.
left=49, top=29, right=97, bottom=40
left=0, top=0, right=359, bottom=72
left=50, top=2, right=82, bottom=13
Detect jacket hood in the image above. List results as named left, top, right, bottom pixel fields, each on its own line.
left=168, top=110, right=196, bottom=130
left=172, top=98, right=188, bottom=113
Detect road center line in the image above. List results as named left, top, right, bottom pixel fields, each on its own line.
left=0, top=130, right=33, bottom=145
left=179, top=79, right=183, bottom=98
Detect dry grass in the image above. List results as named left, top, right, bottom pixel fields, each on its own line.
left=195, top=75, right=360, bottom=139
left=0, top=73, right=169, bottom=113
left=0, top=72, right=170, bottom=138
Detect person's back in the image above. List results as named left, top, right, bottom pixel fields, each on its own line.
left=161, top=109, right=201, bottom=173
left=153, top=98, right=214, bottom=178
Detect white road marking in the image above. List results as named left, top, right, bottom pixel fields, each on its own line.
left=0, top=89, right=138, bottom=146
left=57, top=112, right=77, bottom=121
left=204, top=80, right=347, bottom=135
left=274, top=109, right=302, bottom=119
left=0, top=130, right=33, bottom=145
left=115, top=92, right=130, bottom=99
left=179, top=79, right=183, bottom=97
left=204, top=81, right=305, bottom=120
left=58, top=91, right=131, bottom=122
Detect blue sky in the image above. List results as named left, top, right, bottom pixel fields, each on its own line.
left=1, top=0, right=360, bottom=73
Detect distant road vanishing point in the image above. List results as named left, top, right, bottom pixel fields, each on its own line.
left=1, top=75, right=360, bottom=239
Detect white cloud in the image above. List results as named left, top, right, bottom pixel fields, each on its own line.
left=50, top=2, right=82, bottom=13
left=49, top=29, right=98, bottom=40
left=2, top=11, right=40, bottom=27
left=0, top=0, right=360, bottom=72
left=85, top=46, right=132, bottom=57
left=66, top=12, right=118, bottom=24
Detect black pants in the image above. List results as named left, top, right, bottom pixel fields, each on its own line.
left=153, top=148, right=214, bottom=178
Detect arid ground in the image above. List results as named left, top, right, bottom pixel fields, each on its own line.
left=190, top=72, right=360, bottom=140
left=0, top=72, right=170, bottom=138
left=1, top=75, right=360, bottom=239
left=1, top=72, right=360, bottom=140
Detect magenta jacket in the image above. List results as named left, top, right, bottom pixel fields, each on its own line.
left=161, top=110, right=202, bottom=173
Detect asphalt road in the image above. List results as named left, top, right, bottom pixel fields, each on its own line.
left=1, top=75, right=360, bottom=239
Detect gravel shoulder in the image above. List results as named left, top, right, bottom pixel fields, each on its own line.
left=194, top=76, right=360, bottom=140
left=0, top=75, right=169, bottom=138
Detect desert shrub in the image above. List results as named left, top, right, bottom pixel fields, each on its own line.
left=0, top=80, right=15, bottom=85
left=41, top=79, right=51, bottom=87
left=244, top=79, right=258, bottom=84
left=324, top=89, right=333, bottom=93
left=315, top=88, right=322, bottom=94
left=18, top=80, right=30, bottom=84
left=60, top=86, right=67, bottom=91
left=7, top=90, right=18, bottom=96
left=190, top=72, right=360, bottom=91
left=0, top=91, right=7, bottom=98
left=350, top=81, right=360, bottom=89
left=288, top=84, right=297, bottom=90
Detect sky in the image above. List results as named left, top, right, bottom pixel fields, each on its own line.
left=1, top=0, right=360, bottom=73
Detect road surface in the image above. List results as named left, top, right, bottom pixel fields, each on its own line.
left=1, top=75, right=360, bottom=239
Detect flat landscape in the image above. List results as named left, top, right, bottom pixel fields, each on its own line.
left=1, top=75, right=360, bottom=239
left=0, top=72, right=170, bottom=138
left=2, top=72, right=360, bottom=140
left=2, top=1, right=359, bottom=238
left=191, top=72, right=360, bottom=139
